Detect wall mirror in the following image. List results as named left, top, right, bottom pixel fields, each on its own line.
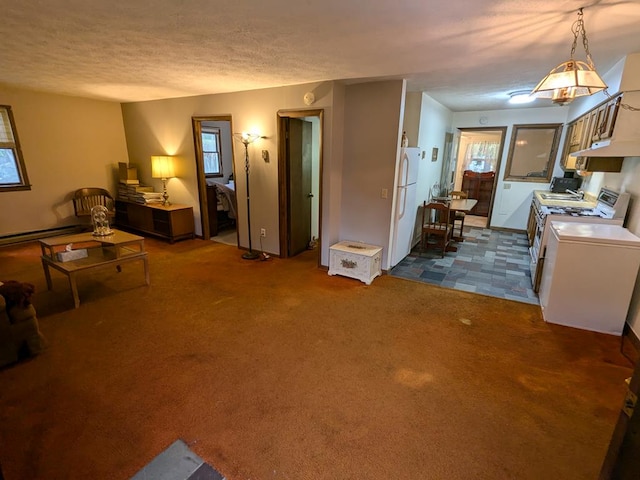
left=504, top=124, right=562, bottom=182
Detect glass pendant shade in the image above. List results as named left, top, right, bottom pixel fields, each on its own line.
left=532, top=60, right=607, bottom=105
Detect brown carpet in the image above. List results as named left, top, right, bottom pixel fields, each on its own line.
left=0, top=237, right=635, bottom=480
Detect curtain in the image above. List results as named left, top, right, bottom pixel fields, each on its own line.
left=463, top=141, right=499, bottom=172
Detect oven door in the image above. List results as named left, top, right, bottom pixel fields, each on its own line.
left=530, top=215, right=546, bottom=291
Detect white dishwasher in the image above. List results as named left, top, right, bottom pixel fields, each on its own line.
left=539, top=221, right=640, bottom=336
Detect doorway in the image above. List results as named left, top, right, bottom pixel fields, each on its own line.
left=192, top=115, right=238, bottom=242
left=450, top=127, right=507, bottom=228
left=277, top=109, right=323, bottom=261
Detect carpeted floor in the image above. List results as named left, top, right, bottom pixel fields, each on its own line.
left=0, top=237, right=635, bottom=480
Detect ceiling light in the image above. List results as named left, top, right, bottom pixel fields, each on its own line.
left=509, top=91, right=535, bottom=104
left=531, top=8, right=606, bottom=105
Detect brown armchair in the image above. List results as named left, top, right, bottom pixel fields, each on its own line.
left=72, top=188, right=115, bottom=218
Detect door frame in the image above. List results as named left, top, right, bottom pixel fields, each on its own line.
left=276, top=109, right=324, bottom=262
left=454, top=127, right=507, bottom=226
left=191, top=115, right=236, bottom=240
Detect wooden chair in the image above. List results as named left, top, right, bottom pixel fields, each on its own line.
left=449, top=190, right=468, bottom=239
left=72, top=188, right=115, bottom=219
left=420, top=201, right=452, bottom=257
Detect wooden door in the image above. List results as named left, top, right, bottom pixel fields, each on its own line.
left=287, top=118, right=313, bottom=256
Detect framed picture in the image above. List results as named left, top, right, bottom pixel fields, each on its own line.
left=504, top=124, right=562, bottom=182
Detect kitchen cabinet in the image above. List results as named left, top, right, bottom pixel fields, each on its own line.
left=560, top=93, right=622, bottom=171
left=115, top=200, right=195, bottom=243
left=461, top=170, right=495, bottom=216
left=574, top=156, right=623, bottom=172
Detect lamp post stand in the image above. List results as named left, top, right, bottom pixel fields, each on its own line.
left=241, top=139, right=260, bottom=260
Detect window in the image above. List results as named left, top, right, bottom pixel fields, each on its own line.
left=0, top=105, right=30, bottom=191
left=504, top=124, right=562, bottom=183
left=202, top=128, right=223, bottom=177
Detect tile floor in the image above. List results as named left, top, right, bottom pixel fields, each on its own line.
left=390, top=226, right=539, bottom=305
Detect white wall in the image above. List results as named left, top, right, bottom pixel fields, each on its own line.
left=0, top=86, right=129, bottom=236
left=416, top=94, right=453, bottom=204
left=452, top=107, right=570, bottom=230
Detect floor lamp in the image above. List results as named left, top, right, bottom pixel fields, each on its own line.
left=235, top=132, right=261, bottom=260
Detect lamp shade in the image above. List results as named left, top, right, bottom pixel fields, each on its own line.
left=531, top=60, right=606, bottom=105
left=151, top=155, right=175, bottom=179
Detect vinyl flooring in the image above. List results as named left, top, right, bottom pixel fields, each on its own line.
left=390, top=226, right=539, bottom=305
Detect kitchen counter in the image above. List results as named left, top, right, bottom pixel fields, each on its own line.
left=532, top=190, right=596, bottom=210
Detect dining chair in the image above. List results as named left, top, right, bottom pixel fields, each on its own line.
left=449, top=190, right=468, bottom=239
left=421, top=200, right=452, bottom=257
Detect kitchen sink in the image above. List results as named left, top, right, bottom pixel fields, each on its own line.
left=539, top=193, right=582, bottom=201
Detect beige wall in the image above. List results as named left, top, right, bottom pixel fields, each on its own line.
left=121, top=81, right=342, bottom=263
left=0, top=86, right=128, bottom=236
left=341, top=80, right=405, bottom=269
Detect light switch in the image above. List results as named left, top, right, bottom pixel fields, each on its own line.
left=381, top=188, right=388, bottom=199
left=504, top=183, right=511, bottom=189
left=262, top=150, right=269, bottom=162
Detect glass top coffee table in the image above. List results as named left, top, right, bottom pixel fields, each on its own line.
left=39, top=229, right=150, bottom=308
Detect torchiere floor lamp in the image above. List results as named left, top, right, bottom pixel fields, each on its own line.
left=235, top=132, right=261, bottom=260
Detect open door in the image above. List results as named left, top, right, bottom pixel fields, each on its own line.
left=287, top=118, right=313, bottom=256
left=277, top=109, right=323, bottom=261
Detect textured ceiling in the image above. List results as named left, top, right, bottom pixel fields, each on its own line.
left=1, top=0, right=639, bottom=111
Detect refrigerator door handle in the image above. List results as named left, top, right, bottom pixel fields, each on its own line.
left=397, top=187, right=407, bottom=220
left=401, top=153, right=409, bottom=187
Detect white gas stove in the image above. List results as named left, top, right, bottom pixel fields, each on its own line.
left=529, top=187, right=630, bottom=292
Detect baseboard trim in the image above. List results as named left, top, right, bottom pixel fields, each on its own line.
left=0, top=225, right=84, bottom=247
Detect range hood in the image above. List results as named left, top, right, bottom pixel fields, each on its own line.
left=571, top=90, right=640, bottom=159
left=572, top=139, right=640, bottom=158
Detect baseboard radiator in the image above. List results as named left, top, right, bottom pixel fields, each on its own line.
left=0, top=225, right=85, bottom=246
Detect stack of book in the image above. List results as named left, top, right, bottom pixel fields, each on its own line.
left=141, top=192, right=164, bottom=204
left=117, top=183, right=155, bottom=203
left=117, top=161, right=164, bottom=204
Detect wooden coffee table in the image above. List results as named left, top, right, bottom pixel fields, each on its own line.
left=39, top=229, right=150, bottom=308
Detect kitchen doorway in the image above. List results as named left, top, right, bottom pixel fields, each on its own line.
left=277, top=109, right=323, bottom=262
left=450, top=127, right=507, bottom=228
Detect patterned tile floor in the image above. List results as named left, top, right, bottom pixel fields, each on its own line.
left=390, top=227, right=539, bottom=305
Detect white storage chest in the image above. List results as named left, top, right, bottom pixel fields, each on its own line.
left=328, top=241, right=382, bottom=285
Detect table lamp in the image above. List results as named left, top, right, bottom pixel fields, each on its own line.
left=151, top=155, right=175, bottom=206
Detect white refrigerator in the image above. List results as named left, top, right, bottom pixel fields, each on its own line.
left=390, top=147, right=420, bottom=267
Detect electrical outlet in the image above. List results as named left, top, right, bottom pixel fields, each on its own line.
left=260, top=228, right=266, bottom=237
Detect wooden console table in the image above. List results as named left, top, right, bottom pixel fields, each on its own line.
left=115, top=200, right=195, bottom=243
left=39, top=229, right=150, bottom=308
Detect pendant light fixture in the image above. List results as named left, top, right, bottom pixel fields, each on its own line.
left=531, top=8, right=607, bottom=105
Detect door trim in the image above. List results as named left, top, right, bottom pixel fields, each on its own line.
left=277, top=109, right=324, bottom=262
left=191, top=115, right=236, bottom=240
left=454, top=126, right=507, bottom=226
